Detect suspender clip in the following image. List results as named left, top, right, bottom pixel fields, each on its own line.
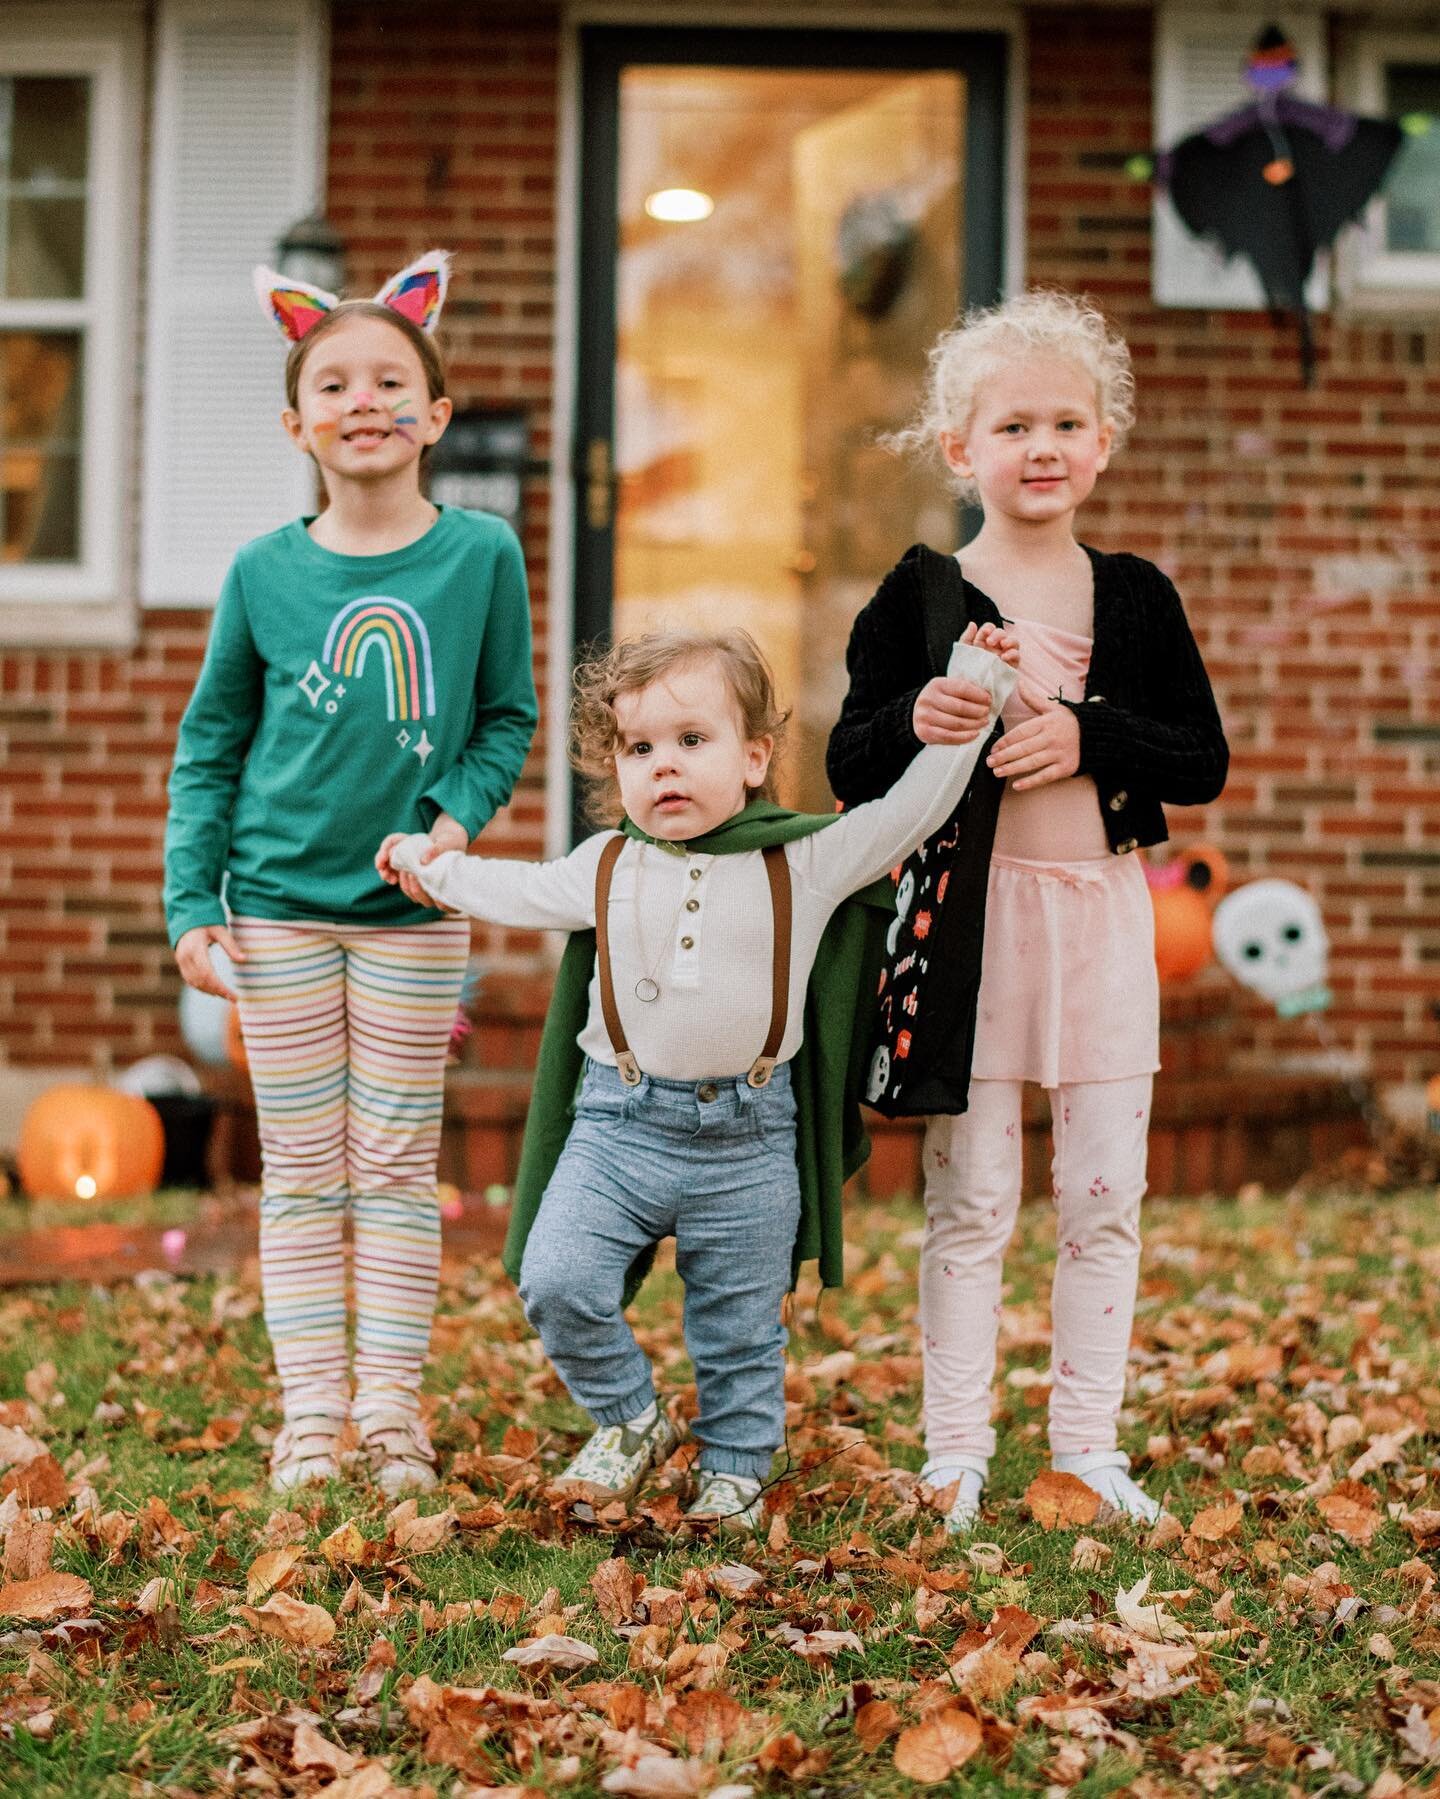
left=616, top=1050, right=642, bottom=1086
left=746, top=1056, right=776, bottom=1089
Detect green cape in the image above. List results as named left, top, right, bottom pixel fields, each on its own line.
left=503, top=801, right=894, bottom=1301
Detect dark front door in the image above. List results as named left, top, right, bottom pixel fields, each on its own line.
left=574, top=25, right=1007, bottom=820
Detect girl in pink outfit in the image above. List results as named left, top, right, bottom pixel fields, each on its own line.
left=828, top=291, right=1228, bottom=1528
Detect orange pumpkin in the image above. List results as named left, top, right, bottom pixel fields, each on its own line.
left=1150, top=886, right=1214, bottom=983
left=19, top=1085, right=166, bottom=1201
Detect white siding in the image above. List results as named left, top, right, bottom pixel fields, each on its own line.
left=140, top=0, right=324, bottom=607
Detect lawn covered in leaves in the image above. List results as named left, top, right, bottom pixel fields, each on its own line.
left=2, top=1188, right=1440, bottom=1798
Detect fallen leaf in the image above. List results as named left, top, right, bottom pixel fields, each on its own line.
left=1317, top=1490, right=1381, bottom=1547
left=707, top=1562, right=765, bottom=1603
left=592, top=1555, right=643, bottom=1626
left=893, top=1707, right=983, bottom=1783
left=386, top=1500, right=456, bottom=1555
left=1188, top=1502, right=1244, bottom=1543
left=502, top=1633, right=600, bottom=1673
left=318, top=1519, right=375, bottom=1569
left=134, top=1576, right=180, bottom=1614
left=233, top=1592, right=336, bottom=1648
left=1025, top=1471, right=1101, bottom=1531
left=2, top=1515, right=55, bottom=1582
left=1072, top=1536, right=1113, bottom=1572
left=855, top=1698, right=902, bottom=1752
left=172, top=1417, right=243, bottom=1454
left=245, top=1544, right=303, bottom=1603
left=0, top=1571, right=93, bottom=1622
left=1, top=1455, right=67, bottom=1510
left=600, top=1757, right=712, bottom=1796
left=1116, top=1573, right=1191, bottom=1644
left=667, top=1688, right=752, bottom=1756
left=291, top=1718, right=359, bottom=1776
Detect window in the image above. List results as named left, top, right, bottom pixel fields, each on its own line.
left=1339, top=34, right=1440, bottom=304
left=0, top=11, right=140, bottom=635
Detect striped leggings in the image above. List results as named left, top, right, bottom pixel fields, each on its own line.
left=231, top=916, right=470, bottom=1430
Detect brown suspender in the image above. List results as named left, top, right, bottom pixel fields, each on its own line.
left=593, top=836, right=791, bottom=1089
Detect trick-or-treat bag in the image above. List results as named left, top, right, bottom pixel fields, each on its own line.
left=861, top=725, right=1002, bottom=1119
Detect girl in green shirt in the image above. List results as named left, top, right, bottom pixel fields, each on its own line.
left=164, top=254, right=538, bottom=1495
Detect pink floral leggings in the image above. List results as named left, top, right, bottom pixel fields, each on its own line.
left=918, top=1074, right=1152, bottom=1459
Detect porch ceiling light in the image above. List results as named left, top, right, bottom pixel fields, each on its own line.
left=644, top=187, right=714, bottom=223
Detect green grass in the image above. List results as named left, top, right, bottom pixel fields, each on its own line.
left=2, top=1190, right=1439, bottom=1794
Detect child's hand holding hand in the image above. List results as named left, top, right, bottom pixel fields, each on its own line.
left=376, top=811, right=468, bottom=907
left=912, top=623, right=1020, bottom=744
left=988, top=674, right=1081, bottom=791
left=175, top=924, right=246, bottom=1001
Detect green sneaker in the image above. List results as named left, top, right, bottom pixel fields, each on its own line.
left=554, top=1407, right=681, bottom=1504
left=685, top=1471, right=764, bottom=1532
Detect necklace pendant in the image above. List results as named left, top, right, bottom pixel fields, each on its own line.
left=635, top=977, right=661, bottom=1003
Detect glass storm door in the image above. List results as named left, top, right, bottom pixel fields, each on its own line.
left=574, top=27, right=1006, bottom=817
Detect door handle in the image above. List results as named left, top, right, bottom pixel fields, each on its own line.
left=585, top=437, right=613, bottom=530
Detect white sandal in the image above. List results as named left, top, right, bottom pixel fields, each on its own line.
left=269, top=1420, right=342, bottom=1493
left=358, top=1411, right=439, bottom=1496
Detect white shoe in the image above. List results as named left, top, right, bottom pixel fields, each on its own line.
left=921, top=1454, right=989, bottom=1533
left=554, top=1406, right=681, bottom=1505
left=269, top=1420, right=342, bottom=1493
left=685, top=1471, right=764, bottom=1531
left=358, top=1411, right=439, bottom=1496
left=1052, top=1449, right=1161, bottom=1523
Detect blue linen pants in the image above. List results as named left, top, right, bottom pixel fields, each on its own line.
left=518, top=1059, right=802, bottom=1479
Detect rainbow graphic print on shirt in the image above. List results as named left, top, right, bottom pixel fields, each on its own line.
left=296, top=596, right=439, bottom=764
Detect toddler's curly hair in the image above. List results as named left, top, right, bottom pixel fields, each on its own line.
left=886, top=288, right=1135, bottom=500
left=571, top=629, right=789, bottom=827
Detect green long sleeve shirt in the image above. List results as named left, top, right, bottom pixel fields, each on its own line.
left=164, top=506, right=538, bottom=947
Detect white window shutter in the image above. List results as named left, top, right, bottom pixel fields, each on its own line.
left=1153, top=7, right=1328, bottom=311
left=141, top=0, right=323, bottom=606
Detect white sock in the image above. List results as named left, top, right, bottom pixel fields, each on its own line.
left=1052, top=1449, right=1161, bottom=1523
left=625, top=1399, right=658, bottom=1432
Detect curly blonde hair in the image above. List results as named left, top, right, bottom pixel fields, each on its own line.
left=886, top=289, right=1135, bottom=500
left=571, top=629, right=789, bottom=827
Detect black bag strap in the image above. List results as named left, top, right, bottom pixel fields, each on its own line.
left=916, top=544, right=1003, bottom=675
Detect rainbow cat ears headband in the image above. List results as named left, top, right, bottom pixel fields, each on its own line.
left=252, top=249, right=451, bottom=343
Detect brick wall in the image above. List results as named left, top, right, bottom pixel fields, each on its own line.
left=1025, top=6, right=1440, bottom=1093
left=2, top=1, right=1437, bottom=1097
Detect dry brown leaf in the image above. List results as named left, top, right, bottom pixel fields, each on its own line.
left=352, top=1635, right=397, bottom=1705
left=172, top=1417, right=243, bottom=1454
left=591, top=1555, right=643, bottom=1626
left=233, top=1591, right=336, bottom=1648
left=2, top=1514, right=55, bottom=1582
left=667, top=1688, right=751, bottom=1757
left=599, top=1758, right=712, bottom=1796
left=319, top=1520, right=374, bottom=1569
left=0, top=1571, right=93, bottom=1622
left=134, top=1576, right=180, bottom=1615
left=1, top=1454, right=68, bottom=1510
left=950, top=1642, right=1019, bottom=1701
left=1025, top=1471, right=1101, bottom=1531
left=245, top=1544, right=303, bottom=1603
left=893, top=1707, right=983, bottom=1783
left=291, top=1718, right=359, bottom=1776
left=1188, top=1502, right=1244, bottom=1543
left=1317, top=1490, right=1381, bottom=1547
left=387, top=1499, right=457, bottom=1555
left=1071, top=1535, right=1113, bottom=1572
left=706, top=1562, right=765, bottom=1603
left=851, top=1697, right=901, bottom=1753
left=1116, top=1574, right=1191, bottom=1644
left=502, top=1633, right=600, bottom=1673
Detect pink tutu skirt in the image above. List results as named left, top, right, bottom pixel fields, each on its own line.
left=970, top=850, right=1159, bottom=1089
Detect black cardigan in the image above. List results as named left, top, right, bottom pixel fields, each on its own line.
left=825, top=543, right=1229, bottom=1112
left=827, top=542, right=1229, bottom=841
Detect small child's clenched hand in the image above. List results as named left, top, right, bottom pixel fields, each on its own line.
left=375, top=810, right=468, bottom=907
left=912, top=621, right=1020, bottom=745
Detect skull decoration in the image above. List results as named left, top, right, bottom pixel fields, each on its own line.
left=866, top=1043, right=892, bottom=1104
left=887, top=868, right=916, bottom=957
left=1212, top=878, right=1331, bottom=1016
